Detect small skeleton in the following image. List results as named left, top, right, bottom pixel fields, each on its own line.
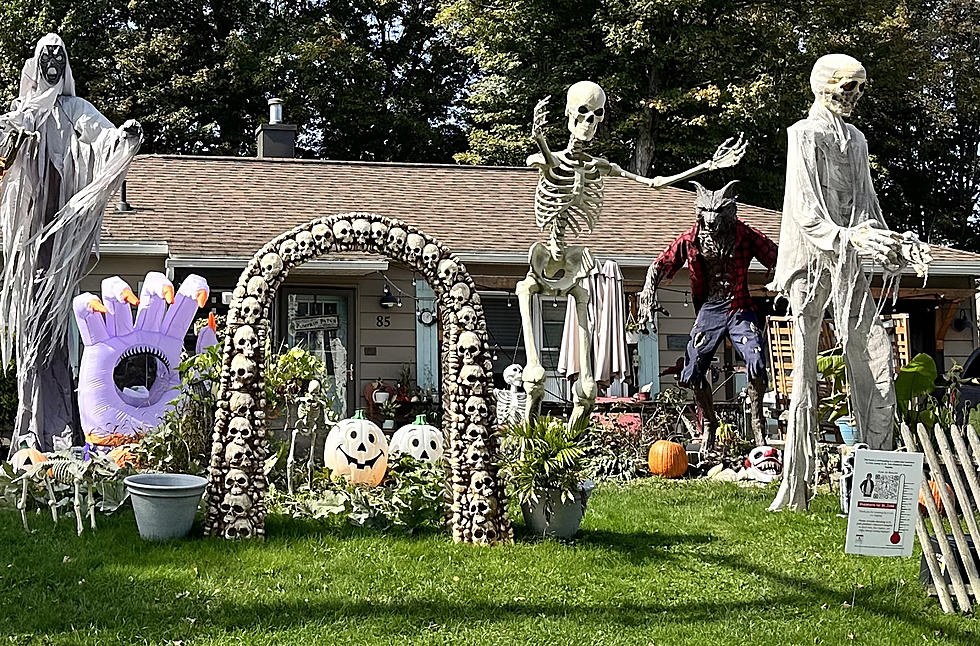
left=286, top=380, right=332, bottom=494
left=517, top=81, right=747, bottom=428
left=12, top=452, right=117, bottom=535
left=493, top=364, right=527, bottom=428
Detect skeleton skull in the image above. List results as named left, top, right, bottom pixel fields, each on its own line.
left=224, top=518, right=253, bottom=540
left=224, top=438, right=250, bottom=467
left=811, top=53, right=867, bottom=118
left=422, top=243, right=441, bottom=270
left=464, top=395, right=488, bottom=423
left=387, top=227, right=407, bottom=253
left=224, top=468, right=249, bottom=495
left=333, top=219, right=353, bottom=246
left=228, top=391, right=255, bottom=417
left=461, top=365, right=486, bottom=392
left=279, top=239, right=298, bottom=263
left=259, top=253, right=283, bottom=283
left=405, top=233, right=425, bottom=263
left=230, top=354, right=256, bottom=390
left=449, top=283, right=471, bottom=309
left=246, top=276, right=268, bottom=302
left=469, top=471, right=494, bottom=497
left=371, top=221, right=388, bottom=246
left=465, top=423, right=486, bottom=443
left=238, top=297, right=262, bottom=325
left=220, top=492, right=253, bottom=521
left=457, top=331, right=482, bottom=364
left=437, top=258, right=459, bottom=286
left=228, top=416, right=253, bottom=442
left=311, top=223, right=333, bottom=251
left=295, top=230, right=315, bottom=259
left=457, top=306, right=477, bottom=330
left=566, top=81, right=606, bottom=142
left=233, top=326, right=258, bottom=357
left=352, top=218, right=372, bottom=248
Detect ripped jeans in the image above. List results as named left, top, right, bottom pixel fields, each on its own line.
left=680, top=299, right=768, bottom=388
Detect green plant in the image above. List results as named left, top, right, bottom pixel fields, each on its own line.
left=0, top=363, right=16, bottom=443
left=584, top=412, right=652, bottom=481
left=264, top=345, right=330, bottom=417
left=816, top=347, right=849, bottom=423
left=498, top=416, right=589, bottom=511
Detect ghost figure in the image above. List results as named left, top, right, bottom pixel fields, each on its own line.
left=493, top=364, right=527, bottom=427
left=1, top=34, right=142, bottom=455
left=769, top=55, right=932, bottom=512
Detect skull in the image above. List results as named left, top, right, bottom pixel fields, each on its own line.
left=233, top=325, right=258, bottom=357
left=220, top=492, right=253, bottom=521
left=224, top=518, right=253, bottom=540
left=352, top=218, right=372, bottom=247
left=457, top=306, right=477, bottom=330
left=228, top=416, right=253, bottom=442
left=246, top=276, right=268, bottom=302
left=238, top=297, right=262, bottom=325
left=224, top=438, right=250, bottom=467
left=371, top=221, right=388, bottom=246
left=230, top=354, right=256, bottom=390
left=311, top=223, right=333, bottom=251
left=461, top=365, right=485, bottom=392
left=387, top=226, right=407, bottom=253
left=449, top=283, right=471, bottom=309
left=565, top=81, right=606, bottom=142
left=469, top=470, right=494, bottom=497
left=228, top=391, right=255, bottom=417
left=468, top=497, right=496, bottom=522
left=456, top=331, right=482, bottom=364
left=295, top=230, right=314, bottom=259
left=437, top=258, right=459, bottom=286
left=332, top=219, right=353, bottom=246
left=811, top=53, right=867, bottom=118
left=279, top=238, right=298, bottom=263
left=259, top=253, right=283, bottom=283
left=405, top=233, right=425, bottom=263
left=464, top=395, right=487, bottom=423
left=472, top=525, right=497, bottom=544
left=422, top=243, right=441, bottom=270
left=464, top=423, right=486, bottom=443
left=224, top=468, right=249, bottom=495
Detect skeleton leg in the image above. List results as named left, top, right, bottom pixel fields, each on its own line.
left=568, top=283, right=596, bottom=430
left=770, top=275, right=828, bottom=512
left=43, top=473, right=58, bottom=524
left=18, top=477, right=29, bottom=532
left=88, top=481, right=96, bottom=530
left=516, top=274, right=545, bottom=419
left=73, top=479, right=83, bottom=536
left=306, top=431, right=316, bottom=489
left=287, top=429, right=299, bottom=495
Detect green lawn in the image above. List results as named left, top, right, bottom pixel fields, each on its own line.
left=0, top=479, right=975, bottom=645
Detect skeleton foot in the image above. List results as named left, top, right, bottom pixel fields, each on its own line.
left=287, top=429, right=299, bottom=495
left=88, top=482, right=97, bottom=530
left=73, top=480, right=83, bottom=536
left=18, top=478, right=29, bottom=532
left=306, top=432, right=317, bottom=489
left=43, top=475, right=58, bottom=524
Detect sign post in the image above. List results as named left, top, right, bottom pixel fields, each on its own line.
left=845, top=449, right=924, bottom=557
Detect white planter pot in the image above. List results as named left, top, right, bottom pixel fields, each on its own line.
left=626, top=330, right=640, bottom=345
left=521, top=481, right=595, bottom=539
left=372, top=391, right=390, bottom=404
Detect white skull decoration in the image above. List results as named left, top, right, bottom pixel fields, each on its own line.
left=352, top=218, right=372, bottom=247
left=371, top=221, right=388, bottom=246
left=405, top=233, right=425, bottom=263
left=230, top=354, right=256, bottom=390
left=422, top=243, right=441, bottom=270
left=503, top=364, right=523, bottom=387
left=233, top=325, right=258, bottom=357
left=295, top=230, right=314, bottom=259
left=246, top=275, right=268, bottom=302
left=461, top=365, right=485, bottom=392
left=224, top=438, right=250, bottom=467
left=259, top=252, right=283, bottom=283
left=437, top=258, right=459, bottom=285
left=279, top=238, right=298, bottom=263
left=224, top=468, right=249, bottom=495
left=456, top=331, right=482, bottom=364
left=457, top=305, right=477, bottom=330
left=238, top=297, right=262, bottom=325
left=566, top=81, right=606, bottom=142
left=228, top=416, right=253, bottom=442
left=220, top=492, right=252, bottom=520
left=228, top=391, right=255, bottom=416
left=387, top=226, right=407, bottom=253
left=464, top=395, right=487, bottom=423
left=810, top=53, right=867, bottom=118
left=449, top=283, right=471, bottom=309
left=311, top=223, right=332, bottom=251
left=332, top=219, right=353, bottom=246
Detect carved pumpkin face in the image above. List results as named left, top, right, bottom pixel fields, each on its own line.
left=323, top=411, right=388, bottom=486
left=390, top=415, right=443, bottom=463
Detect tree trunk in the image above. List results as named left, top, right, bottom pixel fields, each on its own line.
left=629, top=66, right=661, bottom=175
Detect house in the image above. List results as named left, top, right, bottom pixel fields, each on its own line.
left=69, top=132, right=980, bottom=416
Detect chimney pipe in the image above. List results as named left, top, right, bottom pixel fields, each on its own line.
left=269, top=98, right=283, bottom=124
left=256, top=97, right=297, bottom=158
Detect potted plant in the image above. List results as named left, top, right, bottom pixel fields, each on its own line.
left=816, top=348, right=857, bottom=443
left=625, top=320, right=641, bottom=345
left=499, top=416, right=594, bottom=539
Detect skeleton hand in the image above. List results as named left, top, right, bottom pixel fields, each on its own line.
left=849, top=221, right=902, bottom=270
left=706, top=133, right=747, bottom=171
left=72, top=273, right=209, bottom=446
left=532, top=96, right=550, bottom=140
left=897, top=231, right=932, bottom=278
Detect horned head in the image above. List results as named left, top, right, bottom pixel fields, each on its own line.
left=692, top=180, right=739, bottom=235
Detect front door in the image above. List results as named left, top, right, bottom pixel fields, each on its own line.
left=281, top=290, right=355, bottom=415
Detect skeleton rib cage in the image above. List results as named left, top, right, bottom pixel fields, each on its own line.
left=534, top=161, right=604, bottom=242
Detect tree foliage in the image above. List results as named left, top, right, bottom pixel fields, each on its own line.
left=0, top=0, right=471, bottom=161
left=437, top=0, right=980, bottom=248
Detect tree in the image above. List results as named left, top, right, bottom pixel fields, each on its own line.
left=0, top=0, right=471, bottom=161
left=438, top=0, right=980, bottom=250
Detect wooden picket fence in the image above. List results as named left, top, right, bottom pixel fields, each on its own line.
left=900, top=422, right=980, bottom=614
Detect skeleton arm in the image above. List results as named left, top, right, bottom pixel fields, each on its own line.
left=527, top=96, right=558, bottom=168
left=605, top=134, right=747, bottom=188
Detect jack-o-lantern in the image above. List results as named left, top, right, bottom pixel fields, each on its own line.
left=11, top=446, right=48, bottom=472
left=648, top=440, right=688, bottom=478
left=323, top=409, right=388, bottom=486
left=390, top=415, right=444, bottom=463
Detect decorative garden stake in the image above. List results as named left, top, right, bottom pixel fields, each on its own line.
left=769, top=54, right=933, bottom=512
left=517, top=81, right=746, bottom=429
left=205, top=213, right=511, bottom=544
left=638, top=181, right=777, bottom=447
left=0, top=33, right=142, bottom=455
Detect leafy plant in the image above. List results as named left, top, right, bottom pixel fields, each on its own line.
left=816, top=348, right=849, bottom=423
left=264, top=345, right=331, bottom=417
left=0, top=363, right=16, bottom=446
left=895, top=353, right=941, bottom=430
left=498, top=416, right=589, bottom=510
left=584, top=412, right=654, bottom=481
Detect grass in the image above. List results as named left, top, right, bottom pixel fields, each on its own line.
left=0, top=479, right=976, bottom=645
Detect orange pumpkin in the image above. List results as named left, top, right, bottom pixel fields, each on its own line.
left=648, top=440, right=688, bottom=478
left=11, top=447, right=48, bottom=472
left=918, top=480, right=953, bottom=516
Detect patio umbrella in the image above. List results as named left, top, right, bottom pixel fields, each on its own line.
left=557, top=266, right=600, bottom=381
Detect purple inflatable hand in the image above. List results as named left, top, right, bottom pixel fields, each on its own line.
left=73, top=272, right=210, bottom=447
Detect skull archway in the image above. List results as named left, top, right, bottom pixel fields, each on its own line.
left=204, top=213, right=512, bottom=545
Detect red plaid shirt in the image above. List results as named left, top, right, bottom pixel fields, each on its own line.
left=654, top=219, right=778, bottom=312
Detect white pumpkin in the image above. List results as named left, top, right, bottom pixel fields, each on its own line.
left=322, top=410, right=388, bottom=486
left=390, top=415, right=444, bottom=463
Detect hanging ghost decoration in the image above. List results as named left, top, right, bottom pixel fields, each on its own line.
left=1, top=33, right=143, bottom=456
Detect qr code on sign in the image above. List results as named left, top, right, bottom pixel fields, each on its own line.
left=869, top=474, right=900, bottom=500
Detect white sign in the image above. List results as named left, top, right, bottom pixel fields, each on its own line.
left=845, top=449, right=924, bottom=557
left=291, top=316, right=339, bottom=332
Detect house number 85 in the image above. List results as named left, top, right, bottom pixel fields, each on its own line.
left=376, top=315, right=391, bottom=328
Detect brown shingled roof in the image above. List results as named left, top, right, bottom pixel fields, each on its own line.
left=106, top=154, right=978, bottom=265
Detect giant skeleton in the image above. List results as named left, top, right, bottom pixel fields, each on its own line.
left=769, top=54, right=932, bottom=512
left=517, top=81, right=746, bottom=427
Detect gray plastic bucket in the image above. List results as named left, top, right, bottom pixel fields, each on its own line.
left=124, top=473, right=208, bottom=540
left=521, top=481, right=595, bottom=539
